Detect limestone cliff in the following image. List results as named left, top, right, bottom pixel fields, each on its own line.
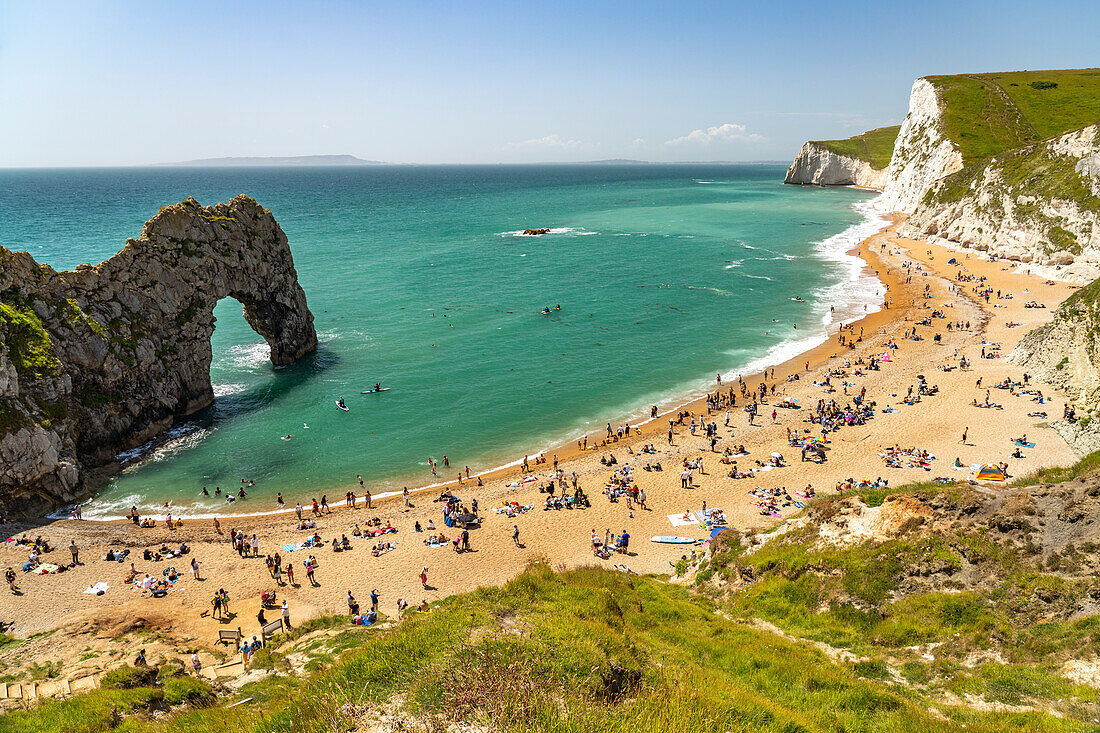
left=784, top=142, right=887, bottom=188
left=901, top=124, right=1100, bottom=281
left=784, top=125, right=899, bottom=189
left=1012, top=279, right=1100, bottom=454
left=880, top=78, right=964, bottom=212
left=0, top=196, right=317, bottom=516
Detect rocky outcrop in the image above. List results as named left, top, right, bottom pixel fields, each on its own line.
left=784, top=142, right=888, bottom=188
left=1012, top=279, right=1100, bottom=453
left=901, top=124, right=1100, bottom=281
left=880, top=78, right=964, bottom=212
left=0, top=196, right=317, bottom=516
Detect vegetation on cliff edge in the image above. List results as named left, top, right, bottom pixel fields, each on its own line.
left=926, top=69, right=1100, bottom=164
left=813, top=125, right=901, bottom=170
left=0, top=291, right=57, bottom=380
left=4, top=561, right=1092, bottom=732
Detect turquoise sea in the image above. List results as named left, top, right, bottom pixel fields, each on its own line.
left=0, top=165, right=882, bottom=518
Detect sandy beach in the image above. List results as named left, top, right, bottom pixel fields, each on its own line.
left=0, top=212, right=1083, bottom=677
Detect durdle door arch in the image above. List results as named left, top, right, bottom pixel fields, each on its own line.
left=0, top=196, right=317, bottom=516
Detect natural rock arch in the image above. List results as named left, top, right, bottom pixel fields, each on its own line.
left=0, top=196, right=317, bottom=515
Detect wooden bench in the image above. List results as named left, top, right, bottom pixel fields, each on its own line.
left=261, top=618, right=285, bottom=645
left=216, top=627, right=242, bottom=648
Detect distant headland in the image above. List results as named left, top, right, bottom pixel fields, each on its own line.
left=160, top=154, right=387, bottom=167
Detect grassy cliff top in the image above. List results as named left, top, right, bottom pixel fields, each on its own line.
left=926, top=68, right=1100, bottom=163
left=6, top=555, right=1096, bottom=732
left=924, top=122, right=1099, bottom=224
left=813, top=125, right=901, bottom=170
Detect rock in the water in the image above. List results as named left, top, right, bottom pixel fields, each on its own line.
left=0, top=195, right=317, bottom=516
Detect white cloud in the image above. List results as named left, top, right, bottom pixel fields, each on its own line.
left=508, top=133, right=581, bottom=149
left=632, top=137, right=645, bottom=145
left=665, top=123, right=763, bottom=146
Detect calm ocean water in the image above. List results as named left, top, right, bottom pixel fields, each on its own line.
left=0, top=165, right=881, bottom=518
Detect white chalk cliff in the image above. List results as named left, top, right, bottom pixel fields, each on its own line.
left=900, top=124, right=1100, bottom=281
left=880, top=79, right=964, bottom=212
left=784, top=142, right=887, bottom=188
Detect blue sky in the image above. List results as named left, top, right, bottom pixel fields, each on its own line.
left=1, top=0, right=1098, bottom=166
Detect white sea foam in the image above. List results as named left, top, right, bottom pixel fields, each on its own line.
left=724, top=260, right=743, bottom=270
left=740, top=273, right=774, bottom=281
left=213, top=383, right=247, bottom=398
left=810, top=196, right=890, bottom=328
left=499, top=227, right=598, bottom=237
left=219, top=341, right=271, bottom=371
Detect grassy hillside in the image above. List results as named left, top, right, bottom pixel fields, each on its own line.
left=923, top=123, right=1099, bottom=247
left=814, top=125, right=901, bottom=170
left=2, top=562, right=1089, bottom=733
left=699, top=454, right=1100, bottom=725
left=926, top=69, right=1100, bottom=163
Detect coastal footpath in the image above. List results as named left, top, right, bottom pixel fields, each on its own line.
left=0, top=196, right=317, bottom=517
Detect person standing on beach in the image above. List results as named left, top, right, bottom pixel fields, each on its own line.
left=286, top=562, right=295, bottom=586
left=296, top=503, right=303, bottom=521
left=213, top=517, right=221, bottom=535
left=513, top=525, right=520, bottom=546
left=420, top=566, right=428, bottom=589
left=403, top=487, right=411, bottom=507
left=281, top=600, right=291, bottom=629
left=69, top=540, right=79, bottom=566
left=365, top=491, right=372, bottom=509
left=371, top=589, right=379, bottom=611
left=960, top=427, right=968, bottom=444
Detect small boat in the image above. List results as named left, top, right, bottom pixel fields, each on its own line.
left=650, top=536, right=697, bottom=544
left=361, top=388, right=391, bottom=394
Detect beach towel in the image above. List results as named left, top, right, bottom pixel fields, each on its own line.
left=1014, top=440, right=1035, bottom=448
left=694, top=509, right=725, bottom=524
left=281, top=544, right=298, bottom=553
left=35, top=563, right=60, bottom=575
left=668, top=513, right=699, bottom=527
left=83, top=581, right=109, bottom=594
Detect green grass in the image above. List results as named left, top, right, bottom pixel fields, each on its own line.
left=2, top=565, right=1088, bottom=732
left=0, top=290, right=57, bottom=380
left=926, top=130, right=1100, bottom=212
left=814, top=125, right=901, bottom=170
left=926, top=69, right=1100, bottom=164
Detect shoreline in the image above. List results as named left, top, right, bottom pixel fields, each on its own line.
left=1, top=206, right=1084, bottom=655
left=71, top=195, right=891, bottom=523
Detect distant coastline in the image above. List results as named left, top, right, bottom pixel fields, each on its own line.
left=159, top=154, right=387, bottom=167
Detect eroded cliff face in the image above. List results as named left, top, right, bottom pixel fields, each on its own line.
left=0, top=196, right=317, bottom=516
left=784, top=142, right=887, bottom=188
left=901, top=125, right=1100, bottom=281
left=1012, top=280, right=1100, bottom=453
left=880, top=79, right=964, bottom=212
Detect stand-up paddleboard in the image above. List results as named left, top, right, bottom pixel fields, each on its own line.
left=361, top=388, right=391, bottom=394
left=335, top=401, right=349, bottom=411
left=650, top=536, right=697, bottom=544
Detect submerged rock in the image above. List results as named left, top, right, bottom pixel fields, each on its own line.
left=0, top=195, right=317, bottom=516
